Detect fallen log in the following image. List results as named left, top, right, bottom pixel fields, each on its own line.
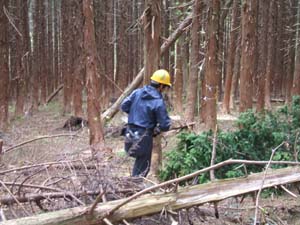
left=1, top=166, right=300, bottom=225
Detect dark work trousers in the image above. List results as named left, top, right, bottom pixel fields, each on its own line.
left=125, top=126, right=153, bottom=177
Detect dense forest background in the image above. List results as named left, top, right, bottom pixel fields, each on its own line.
left=1, top=0, right=300, bottom=143
left=1, top=1, right=300, bottom=223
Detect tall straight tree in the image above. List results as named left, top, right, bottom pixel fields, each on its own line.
left=143, top=0, right=161, bottom=176
left=0, top=0, right=9, bottom=130
left=202, top=0, right=220, bottom=131
left=285, top=0, right=297, bottom=103
left=256, top=0, right=269, bottom=112
left=14, top=0, right=28, bottom=117
left=292, top=0, right=300, bottom=96
left=222, top=0, right=240, bottom=114
left=61, top=1, right=72, bottom=114
left=265, top=0, right=277, bottom=109
left=83, top=0, right=105, bottom=150
left=31, top=0, right=41, bottom=111
left=72, top=0, right=84, bottom=117
left=143, top=0, right=161, bottom=84
left=173, top=0, right=184, bottom=114
left=239, top=0, right=257, bottom=112
left=185, top=0, right=202, bottom=122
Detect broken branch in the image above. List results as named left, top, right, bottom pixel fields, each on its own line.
left=3, top=134, right=79, bottom=153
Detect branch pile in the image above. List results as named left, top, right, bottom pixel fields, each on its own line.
left=1, top=159, right=300, bottom=225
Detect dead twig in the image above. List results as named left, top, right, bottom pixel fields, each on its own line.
left=87, top=185, right=106, bottom=215
left=280, top=185, right=298, bottom=198
left=3, top=181, right=63, bottom=192
left=253, top=142, right=286, bottom=224
left=210, top=125, right=219, bottom=218
left=3, top=6, right=22, bottom=37
left=3, top=134, right=80, bottom=153
left=294, top=131, right=300, bottom=162
left=0, top=160, right=81, bottom=175
left=103, top=218, right=114, bottom=225
left=0, top=180, right=30, bottom=216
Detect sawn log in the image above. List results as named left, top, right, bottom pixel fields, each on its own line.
left=1, top=166, right=300, bottom=225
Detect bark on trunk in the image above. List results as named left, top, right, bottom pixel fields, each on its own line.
left=185, top=0, right=202, bottom=122
left=239, top=0, right=257, bottom=112
left=83, top=0, right=105, bottom=149
left=174, top=41, right=184, bottom=113
left=143, top=0, right=161, bottom=82
left=285, top=1, right=297, bottom=104
left=222, top=0, right=239, bottom=114
left=0, top=0, right=9, bottom=130
left=256, top=0, right=269, bottom=112
left=203, top=0, right=220, bottom=131
left=143, top=0, right=161, bottom=176
left=72, top=1, right=84, bottom=117
left=265, top=0, right=277, bottom=110
left=292, top=1, right=300, bottom=96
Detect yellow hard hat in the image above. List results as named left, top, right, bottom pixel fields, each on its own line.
left=150, top=69, right=171, bottom=86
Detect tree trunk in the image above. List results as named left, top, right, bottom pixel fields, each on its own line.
left=265, top=0, right=277, bottom=110
left=162, top=0, right=170, bottom=72
left=292, top=0, right=300, bottom=96
left=143, top=0, right=161, bottom=82
left=0, top=0, right=9, bottom=130
left=273, top=1, right=284, bottom=99
left=239, top=0, right=257, bottom=112
left=230, top=37, right=241, bottom=110
left=83, top=0, right=105, bottom=150
left=256, top=0, right=269, bottom=112
left=203, top=0, right=220, bottom=131
left=143, top=0, right=161, bottom=176
left=72, top=0, right=84, bottom=117
left=185, top=0, right=202, bottom=122
left=116, top=0, right=130, bottom=91
left=222, top=0, right=239, bottom=114
left=31, top=0, right=41, bottom=111
left=285, top=1, right=297, bottom=104
left=14, top=0, right=27, bottom=117
left=61, top=1, right=72, bottom=114
left=174, top=40, right=184, bottom=113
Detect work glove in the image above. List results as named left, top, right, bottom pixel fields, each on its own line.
left=153, top=127, right=161, bottom=137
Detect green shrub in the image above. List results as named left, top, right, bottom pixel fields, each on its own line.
left=159, top=96, right=300, bottom=182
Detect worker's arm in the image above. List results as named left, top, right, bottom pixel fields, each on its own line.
left=120, top=91, right=137, bottom=113
left=155, top=102, right=171, bottom=132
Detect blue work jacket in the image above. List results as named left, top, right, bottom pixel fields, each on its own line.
left=121, top=85, right=171, bottom=131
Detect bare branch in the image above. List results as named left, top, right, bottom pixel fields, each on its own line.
left=253, top=142, right=286, bottom=224
left=3, top=134, right=80, bottom=153
left=3, top=6, right=22, bottom=37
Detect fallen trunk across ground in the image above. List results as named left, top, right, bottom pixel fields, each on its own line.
left=1, top=166, right=300, bottom=225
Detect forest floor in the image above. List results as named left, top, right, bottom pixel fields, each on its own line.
left=0, top=101, right=300, bottom=225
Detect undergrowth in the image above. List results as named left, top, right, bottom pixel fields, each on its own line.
left=159, top=96, right=300, bottom=182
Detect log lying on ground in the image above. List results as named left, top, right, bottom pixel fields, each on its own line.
left=1, top=166, right=300, bottom=225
